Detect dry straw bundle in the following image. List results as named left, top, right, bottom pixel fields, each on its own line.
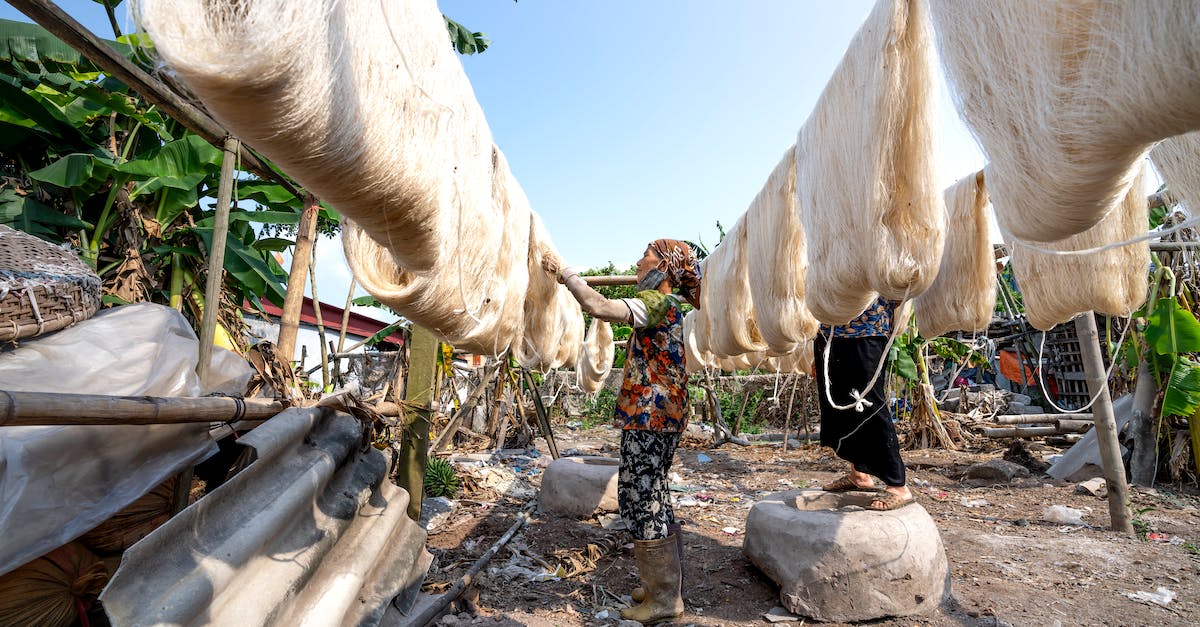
left=1152, top=133, right=1200, bottom=214
left=576, top=319, right=615, bottom=394
left=797, top=0, right=945, bottom=324
left=930, top=1, right=1200, bottom=244
left=0, top=542, right=108, bottom=627
left=80, top=479, right=175, bottom=555
left=914, top=171, right=996, bottom=338
left=1010, top=165, right=1150, bottom=330
left=702, top=219, right=768, bottom=358
left=745, top=146, right=819, bottom=354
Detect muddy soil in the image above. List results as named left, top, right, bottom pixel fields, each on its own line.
left=419, top=426, right=1200, bottom=627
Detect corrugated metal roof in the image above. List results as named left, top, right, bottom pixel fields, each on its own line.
left=101, top=407, right=430, bottom=626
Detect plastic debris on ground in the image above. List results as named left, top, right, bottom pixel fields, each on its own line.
left=695, top=453, right=713, bottom=463
left=961, top=498, right=990, bottom=508
left=1042, top=505, right=1086, bottom=525
left=763, top=606, right=803, bottom=623
left=1124, top=587, right=1176, bottom=607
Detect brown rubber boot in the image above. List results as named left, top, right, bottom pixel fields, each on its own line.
left=631, top=523, right=683, bottom=603
left=620, top=535, right=684, bottom=625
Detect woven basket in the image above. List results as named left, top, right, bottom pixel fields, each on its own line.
left=0, top=225, right=100, bottom=343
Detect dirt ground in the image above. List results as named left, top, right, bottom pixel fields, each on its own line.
left=419, top=425, right=1200, bottom=627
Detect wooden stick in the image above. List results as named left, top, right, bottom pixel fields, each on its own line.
left=994, top=414, right=1093, bottom=425
left=406, top=513, right=529, bottom=627
left=309, top=242, right=330, bottom=389
left=981, top=426, right=1061, bottom=438
left=197, top=137, right=239, bottom=390
left=1074, top=313, right=1134, bottom=533
left=0, top=390, right=284, bottom=426
left=523, top=370, right=560, bottom=459
left=432, top=362, right=501, bottom=453
left=582, top=275, right=636, bottom=286
left=277, top=195, right=320, bottom=363
left=1055, top=419, right=1094, bottom=433
left=5, top=0, right=299, bottom=196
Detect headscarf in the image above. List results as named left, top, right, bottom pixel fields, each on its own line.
left=649, top=238, right=702, bottom=308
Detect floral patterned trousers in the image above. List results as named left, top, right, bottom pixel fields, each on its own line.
left=618, top=429, right=681, bottom=540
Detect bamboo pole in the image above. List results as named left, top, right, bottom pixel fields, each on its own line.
left=1074, top=313, right=1134, bottom=534
left=523, top=370, right=560, bottom=459
left=277, top=194, right=320, bottom=363
left=406, top=513, right=529, bottom=627
left=308, top=243, right=330, bottom=389
left=398, top=325, right=439, bottom=520
left=0, top=390, right=284, bottom=426
left=994, top=414, right=1093, bottom=425
left=582, top=275, right=637, bottom=286
left=337, top=278, right=359, bottom=354
left=981, top=426, right=1061, bottom=438
left=6, top=0, right=299, bottom=197
left=197, top=137, right=239, bottom=390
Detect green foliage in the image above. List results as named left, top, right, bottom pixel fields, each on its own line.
left=0, top=19, right=306, bottom=337
left=581, top=388, right=617, bottom=428
left=443, top=16, right=491, bottom=55
left=424, top=457, right=460, bottom=498
left=1145, top=297, right=1200, bottom=356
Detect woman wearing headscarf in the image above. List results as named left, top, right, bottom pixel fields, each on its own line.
left=542, top=239, right=700, bottom=625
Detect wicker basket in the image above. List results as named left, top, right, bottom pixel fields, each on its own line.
left=0, top=225, right=100, bottom=343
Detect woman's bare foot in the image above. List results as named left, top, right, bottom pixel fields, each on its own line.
left=823, top=469, right=878, bottom=491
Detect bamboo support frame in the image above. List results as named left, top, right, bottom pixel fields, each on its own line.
left=398, top=326, right=439, bottom=520
left=277, top=195, right=321, bottom=364
left=197, top=137, right=239, bottom=390
left=0, top=390, right=285, bottom=426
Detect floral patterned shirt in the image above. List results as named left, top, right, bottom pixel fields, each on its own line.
left=819, top=297, right=897, bottom=338
left=614, top=291, right=688, bottom=432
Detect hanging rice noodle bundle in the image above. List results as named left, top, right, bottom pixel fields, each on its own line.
left=913, top=171, right=996, bottom=338
left=1010, top=165, right=1150, bottom=330
left=516, top=214, right=584, bottom=369
left=551, top=289, right=585, bottom=369
left=930, top=1, right=1200, bottom=244
left=137, top=0, right=494, bottom=272
left=577, top=319, right=615, bottom=394
left=341, top=152, right=530, bottom=354
left=1151, top=133, right=1200, bottom=214
left=703, top=219, right=768, bottom=357
left=745, top=145, right=819, bottom=354
left=798, top=0, right=945, bottom=324
left=683, top=309, right=720, bottom=374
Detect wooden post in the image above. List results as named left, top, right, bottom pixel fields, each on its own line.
left=1074, top=313, right=1134, bottom=533
left=398, top=325, right=438, bottom=520
left=277, top=194, right=320, bottom=363
left=197, top=137, right=239, bottom=389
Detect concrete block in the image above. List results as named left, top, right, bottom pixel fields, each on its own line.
left=538, top=456, right=619, bottom=518
left=743, top=489, right=950, bottom=622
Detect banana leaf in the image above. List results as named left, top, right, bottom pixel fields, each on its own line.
left=1160, top=355, right=1200, bottom=418
left=1145, top=297, right=1200, bottom=355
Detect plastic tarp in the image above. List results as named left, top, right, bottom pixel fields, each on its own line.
left=0, top=303, right=251, bottom=575
left=101, top=407, right=431, bottom=627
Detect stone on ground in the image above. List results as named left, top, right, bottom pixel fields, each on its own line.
left=538, top=456, right=619, bottom=518
left=743, top=489, right=950, bottom=622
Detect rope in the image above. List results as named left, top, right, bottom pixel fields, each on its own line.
left=820, top=297, right=910, bottom=413
left=1031, top=316, right=1132, bottom=414
left=1001, top=212, right=1200, bottom=257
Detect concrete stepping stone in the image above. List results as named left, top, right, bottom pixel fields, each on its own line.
left=743, top=489, right=950, bottom=622
left=538, top=456, right=619, bottom=518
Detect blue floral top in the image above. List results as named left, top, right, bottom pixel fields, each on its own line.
left=614, top=292, right=688, bottom=432
left=820, top=297, right=897, bottom=338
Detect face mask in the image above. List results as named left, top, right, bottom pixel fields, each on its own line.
left=637, top=267, right=667, bottom=292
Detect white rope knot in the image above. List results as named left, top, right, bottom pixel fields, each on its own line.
left=849, top=389, right=873, bottom=413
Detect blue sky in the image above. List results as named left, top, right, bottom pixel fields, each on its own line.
left=3, top=0, right=988, bottom=307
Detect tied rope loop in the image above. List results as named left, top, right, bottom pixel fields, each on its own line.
left=1032, top=315, right=1133, bottom=414
left=1001, top=212, right=1200, bottom=257
left=820, top=295, right=911, bottom=413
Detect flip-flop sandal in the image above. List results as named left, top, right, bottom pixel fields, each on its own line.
left=822, top=474, right=878, bottom=492
left=868, top=492, right=917, bottom=511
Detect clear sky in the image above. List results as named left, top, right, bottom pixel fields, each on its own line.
left=3, top=0, right=988, bottom=304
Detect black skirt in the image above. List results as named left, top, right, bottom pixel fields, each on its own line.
left=813, top=333, right=906, bottom=487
